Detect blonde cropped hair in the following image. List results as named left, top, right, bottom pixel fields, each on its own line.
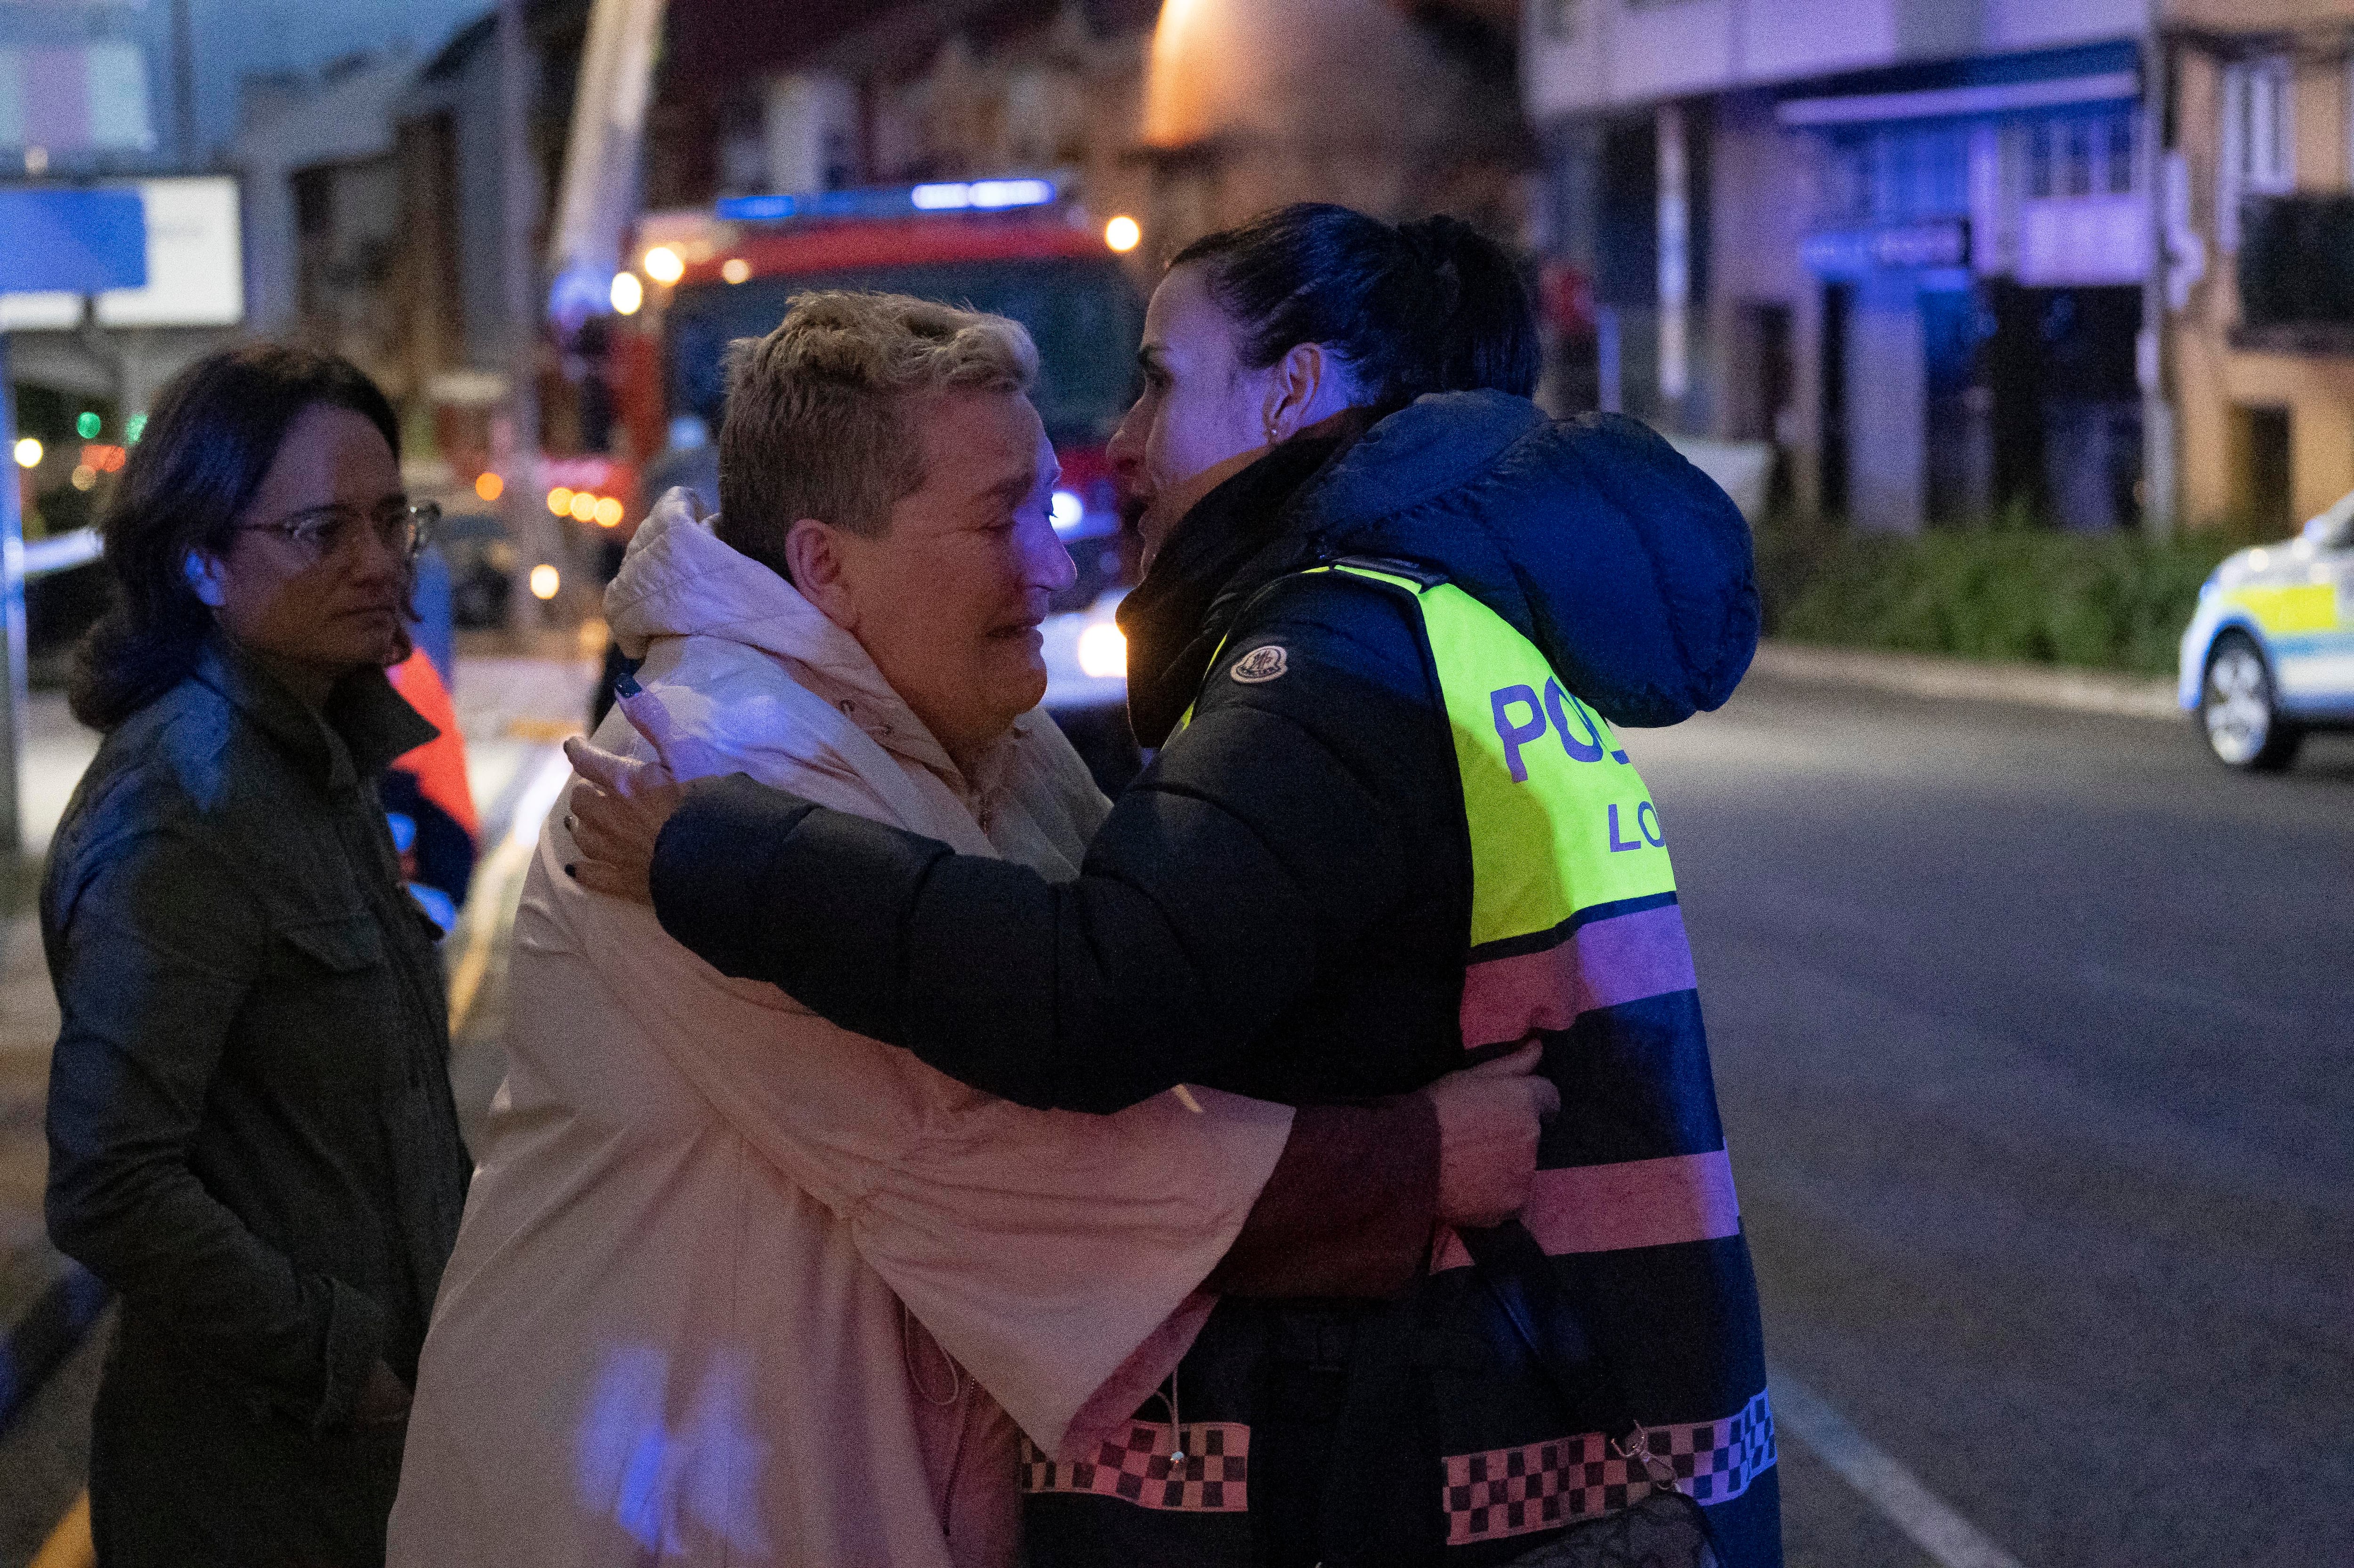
left=717, top=290, right=1039, bottom=579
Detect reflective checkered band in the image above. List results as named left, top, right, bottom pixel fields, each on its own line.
left=1019, top=1421, right=1250, bottom=1512
left=1442, top=1391, right=1774, bottom=1547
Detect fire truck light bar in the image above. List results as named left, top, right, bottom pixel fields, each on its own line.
left=716, top=179, right=1058, bottom=225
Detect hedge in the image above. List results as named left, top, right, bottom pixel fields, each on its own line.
left=1753, top=515, right=2246, bottom=676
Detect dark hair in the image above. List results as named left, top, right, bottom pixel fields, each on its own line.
left=1168, top=203, right=1540, bottom=409
left=69, top=343, right=402, bottom=730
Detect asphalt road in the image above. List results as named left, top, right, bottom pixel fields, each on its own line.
left=1620, top=676, right=2354, bottom=1568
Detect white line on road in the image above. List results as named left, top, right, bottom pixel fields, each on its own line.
left=1769, top=1363, right=2026, bottom=1568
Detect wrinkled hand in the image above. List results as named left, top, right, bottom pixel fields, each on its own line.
left=1427, top=1042, right=1560, bottom=1229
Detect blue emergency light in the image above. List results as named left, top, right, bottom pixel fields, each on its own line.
left=716, top=178, right=1057, bottom=225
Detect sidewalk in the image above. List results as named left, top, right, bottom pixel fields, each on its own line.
left=0, top=704, right=95, bottom=1464
left=1748, top=639, right=2183, bottom=722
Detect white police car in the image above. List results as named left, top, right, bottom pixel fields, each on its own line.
left=2181, top=491, right=2354, bottom=770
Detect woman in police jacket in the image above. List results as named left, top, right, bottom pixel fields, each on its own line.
left=570, top=205, right=1779, bottom=1568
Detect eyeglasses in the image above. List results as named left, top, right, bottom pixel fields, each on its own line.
left=241, top=500, right=439, bottom=565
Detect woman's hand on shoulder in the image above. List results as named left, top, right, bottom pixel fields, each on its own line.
left=562, top=736, right=685, bottom=904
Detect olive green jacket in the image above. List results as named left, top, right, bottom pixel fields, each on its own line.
left=43, top=636, right=469, bottom=1432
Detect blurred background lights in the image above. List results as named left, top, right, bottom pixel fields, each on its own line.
left=642, top=245, right=685, bottom=285
left=528, top=564, right=561, bottom=600
left=721, top=257, right=751, bottom=285
left=75, top=411, right=100, bottom=440
left=910, top=178, right=1053, bottom=211
left=12, top=437, right=40, bottom=469
left=1050, top=489, right=1085, bottom=533
left=1076, top=622, right=1127, bottom=680
left=548, top=486, right=576, bottom=515
left=126, top=413, right=146, bottom=443
left=609, top=272, right=645, bottom=315
left=592, top=496, right=624, bottom=527
left=569, top=491, right=600, bottom=523
left=1104, top=215, right=1141, bottom=253
left=475, top=471, right=505, bottom=502
left=70, top=465, right=97, bottom=491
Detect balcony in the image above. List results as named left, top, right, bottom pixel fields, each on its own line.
left=2234, top=193, right=2354, bottom=355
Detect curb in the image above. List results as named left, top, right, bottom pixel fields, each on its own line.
left=1748, top=641, right=2184, bottom=723
left=0, top=1244, right=106, bottom=1436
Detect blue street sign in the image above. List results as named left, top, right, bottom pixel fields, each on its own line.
left=0, top=187, right=147, bottom=295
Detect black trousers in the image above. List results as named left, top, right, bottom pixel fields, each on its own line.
left=88, top=1334, right=407, bottom=1568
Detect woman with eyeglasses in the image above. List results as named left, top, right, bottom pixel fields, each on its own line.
left=41, top=344, right=469, bottom=1567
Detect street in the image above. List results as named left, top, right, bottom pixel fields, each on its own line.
left=1625, top=676, right=2354, bottom=1568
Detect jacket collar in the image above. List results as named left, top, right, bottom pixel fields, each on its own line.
left=1118, top=410, right=1377, bottom=747
left=607, top=487, right=1024, bottom=803
left=193, top=634, right=436, bottom=792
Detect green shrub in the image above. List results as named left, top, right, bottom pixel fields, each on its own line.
left=1754, top=515, right=2243, bottom=675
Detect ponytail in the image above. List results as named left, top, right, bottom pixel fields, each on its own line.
left=1169, top=202, right=1539, bottom=409
left=1393, top=213, right=1540, bottom=403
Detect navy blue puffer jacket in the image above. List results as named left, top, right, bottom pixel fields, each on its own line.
left=653, top=389, right=1758, bottom=1114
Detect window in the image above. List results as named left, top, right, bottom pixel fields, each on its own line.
left=2026, top=113, right=2137, bottom=202
left=2064, top=119, right=2095, bottom=197
left=2028, top=121, right=2055, bottom=199
left=2106, top=117, right=2136, bottom=195
left=2225, top=58, right=2295, bottom=196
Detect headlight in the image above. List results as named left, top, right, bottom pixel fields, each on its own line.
left=1076, top=622, right=1127, bottom=679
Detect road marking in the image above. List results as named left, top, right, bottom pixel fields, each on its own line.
left=447, top=747, right=574, bottom=1029
left=29, top=1492, right=89, bottom=1568
left=1770, top=1363, right=2026, bottom=1568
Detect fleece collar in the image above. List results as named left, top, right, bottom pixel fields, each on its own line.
left=605, top=488, right=1025, bottom=802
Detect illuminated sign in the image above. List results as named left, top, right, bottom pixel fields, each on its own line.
left=0, top=186, right=144, bottom=293
left=0, top=176, right=241, bottom=329
left=1801, top=220, right=1970, bottom=278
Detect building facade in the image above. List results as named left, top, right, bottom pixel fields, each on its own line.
left=2162, top=0, right=2354, bottom=533
left=1524, top=0, right=2155, bottom=532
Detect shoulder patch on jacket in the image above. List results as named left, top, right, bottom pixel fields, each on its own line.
left=1229, top=645, right=1289, bottom=684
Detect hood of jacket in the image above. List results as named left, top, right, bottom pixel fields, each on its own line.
left=1120, top=391, right=1758, bottom=743
left=605, top=487, right=981, bottom=791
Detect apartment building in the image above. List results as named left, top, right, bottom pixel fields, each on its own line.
left=2163, top=0, right=2354, bottom=532
left=1523, top=0, right=2154, bottom=531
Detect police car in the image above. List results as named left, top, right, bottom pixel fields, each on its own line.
left=2181, top=490, right=2354, bottom=770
